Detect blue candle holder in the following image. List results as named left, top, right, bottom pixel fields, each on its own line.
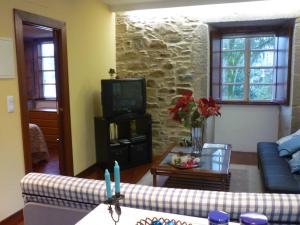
left=104, top=193, right=125, bottom=225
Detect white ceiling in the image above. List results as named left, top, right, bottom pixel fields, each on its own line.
left=100, top=0, right=266, bottom=12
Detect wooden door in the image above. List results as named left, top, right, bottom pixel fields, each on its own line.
left=14, top=9, right=74, bottom=176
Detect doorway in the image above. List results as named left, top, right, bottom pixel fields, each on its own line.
left=14, top=9, right=74, bottom=176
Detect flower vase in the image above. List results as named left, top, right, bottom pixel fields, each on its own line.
left=191, top=126, right=204, bottom=156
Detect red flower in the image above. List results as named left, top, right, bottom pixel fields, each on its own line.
left=169, top=92, right=193, bottom=114
left=169, top=92, right=221, bottom=128
left=198, top=97, right=221, bottom=118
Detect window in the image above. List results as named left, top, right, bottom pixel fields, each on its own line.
left=39, top=42, right=56, bottom=98
left=210, top=21, right=293, bottom=105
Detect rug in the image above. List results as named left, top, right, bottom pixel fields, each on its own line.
left=137, top=164, right=263, bottom=193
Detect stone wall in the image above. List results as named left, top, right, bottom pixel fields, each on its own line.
left=291, top=18, right=300, bottom=132
left=278, top=20, right=300, bottom=137
left=116, top=11, right=300, bottom=154
left=116, top=14, right=209, bottom=154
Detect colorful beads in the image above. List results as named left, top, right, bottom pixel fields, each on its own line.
left=151, top=221, right=162, bottom=225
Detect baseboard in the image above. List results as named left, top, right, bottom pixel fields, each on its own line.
left=76, top=163, right=99, bottom=178
left=0, top=209, right=23, bottom=225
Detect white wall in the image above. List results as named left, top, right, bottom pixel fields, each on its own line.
left=214, top=105, right=279, bottom=152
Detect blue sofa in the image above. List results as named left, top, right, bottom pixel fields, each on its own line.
left=257, top=142, right=300, bottom=194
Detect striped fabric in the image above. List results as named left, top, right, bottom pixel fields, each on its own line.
left=21, top=173, right=300, bottom=224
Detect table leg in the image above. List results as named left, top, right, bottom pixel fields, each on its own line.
left=221, top=175, right=227, bottom=191
left=226, top=172, right=231, bottom=191
left=153, top=173, right=157, bottom=187
left=222, top=174, right=230, bottom=191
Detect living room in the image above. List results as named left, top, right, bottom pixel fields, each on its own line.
left=0, top=0, right=300, bottom=225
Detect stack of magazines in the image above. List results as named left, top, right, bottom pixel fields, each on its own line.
left=203, top=143, right=228, bottom=149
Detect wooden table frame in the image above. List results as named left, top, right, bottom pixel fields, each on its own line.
left=150, top=144, right=232, bottom=191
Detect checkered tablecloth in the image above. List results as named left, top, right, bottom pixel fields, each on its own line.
left=21, top=173, right=300, bottom=224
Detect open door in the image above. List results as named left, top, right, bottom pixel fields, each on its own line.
left=14, top=9, right=73, bottom=176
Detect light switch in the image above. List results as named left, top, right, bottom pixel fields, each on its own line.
left=7, top=96, right=14, bottom=113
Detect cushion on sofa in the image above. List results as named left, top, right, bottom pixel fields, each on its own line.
left=276, top=129, right=300, bottom=145
left=289, top=151, right=300, bottom=173
left=292, top=150, right=300, bottom=159
left=278, top=135, right=300, bottom=157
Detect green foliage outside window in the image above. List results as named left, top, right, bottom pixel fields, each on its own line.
left=221, top=36, right=276, bottom=101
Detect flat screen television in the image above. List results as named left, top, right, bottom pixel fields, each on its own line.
left=101, top=78, right=146, bottom=118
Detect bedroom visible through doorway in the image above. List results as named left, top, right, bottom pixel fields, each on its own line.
left=14, top=9, right=74, bottom=176
left=23, top=25, right=60, bottom=174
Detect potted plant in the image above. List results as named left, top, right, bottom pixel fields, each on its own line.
left=169, top=92, right=221, bottom=154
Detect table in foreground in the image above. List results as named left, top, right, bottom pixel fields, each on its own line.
left=76, top=204, right=239, bottom=225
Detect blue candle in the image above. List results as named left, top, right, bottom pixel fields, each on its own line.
left=114, top=161, right=120, bottom=194
left=104, top=169, right=112, bottom=199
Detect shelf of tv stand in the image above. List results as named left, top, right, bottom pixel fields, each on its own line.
left=109, top=139, right=147, bottom=147
left=110, top=135, right=147, bottom=146
left=94, top=114, right=152, bottom=170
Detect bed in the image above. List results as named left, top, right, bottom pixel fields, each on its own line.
left=29, top=123, right=49, bottom=164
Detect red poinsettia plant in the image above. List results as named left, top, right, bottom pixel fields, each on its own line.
left=169, top=92, right=221, bottom=128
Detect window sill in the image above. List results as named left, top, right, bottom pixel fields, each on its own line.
left=29, top=98, right=57, bottom=101
left=217, top=100, right=284, bottom=106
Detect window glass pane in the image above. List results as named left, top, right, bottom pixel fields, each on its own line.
left=222, top=51, right=245, bottom=67
left=41, top=43, right=54, bottom=56
left=250, top=69, right=274, bottom=84
left=222, top=69, right=245, bottom=83
left=250, top=36, right=276, bottom=50
left=222, top=85, right=244, bottom=100
left=222, top=38, right=245, bottom=50
left=250, top=85, right=273, bottom=100
left=42, top=57, right=55, bottom=70
left=43, top=84, right=56, bottom=98
left=43, top=71, right=56, bottom=84
left=250, top=51, right=275, bottom=67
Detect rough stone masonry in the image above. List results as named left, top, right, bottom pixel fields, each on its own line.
left=116, top=13, right=209, bottom=154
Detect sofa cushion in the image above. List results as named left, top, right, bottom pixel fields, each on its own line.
left=278, top=135, right=300, bottom=157
left=276, top=129, right=300, bottom=145
left=292, top=150, right=300, bottom=159
left=289, top=151, right=300, bottom=173
left=257, top=142, right=280, bottom=161
left=264, top=175, right=300, bottom=193
left=293, top=173, right=300, bottom=186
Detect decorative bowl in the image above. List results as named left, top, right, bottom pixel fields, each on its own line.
left=170, top=152, right=200, bottom=169
left=136, top=217, right=192, bottom=225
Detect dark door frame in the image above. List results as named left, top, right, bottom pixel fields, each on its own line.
left=14, top=9, right=74, bottom=176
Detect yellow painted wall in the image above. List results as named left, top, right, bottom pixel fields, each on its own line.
left=0, top=0, right=115, bottom=221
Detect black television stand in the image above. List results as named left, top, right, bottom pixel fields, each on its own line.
left=108, top=113, right=141, bottom=121
left=94, top=113, right=152, bottom=170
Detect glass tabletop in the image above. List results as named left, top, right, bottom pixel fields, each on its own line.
left=160, top=145, right=231, bottom=173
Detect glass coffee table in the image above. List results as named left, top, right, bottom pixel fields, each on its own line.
left=150, top=143, right=232, bottom=191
